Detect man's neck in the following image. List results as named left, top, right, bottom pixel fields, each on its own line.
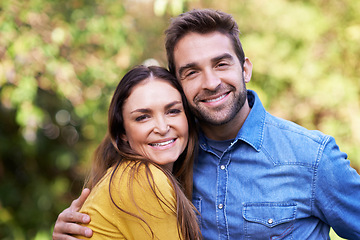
left=200, top=99, right=251, bottom=141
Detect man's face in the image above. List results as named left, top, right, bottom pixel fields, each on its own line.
left=173, top=31, right=252, bottom=126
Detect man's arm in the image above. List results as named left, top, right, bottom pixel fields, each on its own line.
left=53, top=188, right=93, bottom=240
left=314, top=136, right=360, bottom=239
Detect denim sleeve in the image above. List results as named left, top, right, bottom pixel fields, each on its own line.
left=313, top=135, right=360, bottom=239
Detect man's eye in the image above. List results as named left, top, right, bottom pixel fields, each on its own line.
left=184, top=70, right=197, bottom=78
left=217, top=62, right=229, bottom=68
left=187, top=70, right=196, bottom=75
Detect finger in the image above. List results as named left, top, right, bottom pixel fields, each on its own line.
left=53, top=223, right=93, bottom=239
left=52, top=231, right=86, bottom=240
left=70, top=188, right=91, bottom=212
left=59, top=211, right=91, bottom=224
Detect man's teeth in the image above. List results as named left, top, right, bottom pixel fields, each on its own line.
left=205, top=93, right=227, bottom=103
left=150, top=139, right=175, bottom=147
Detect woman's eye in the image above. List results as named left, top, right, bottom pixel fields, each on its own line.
left=135, top=115, right=149, bottom=122
left=168, top=109, right=181, bottom=115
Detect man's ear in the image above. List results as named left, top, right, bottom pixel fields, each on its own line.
left=243, top=57, right=253, bottom=83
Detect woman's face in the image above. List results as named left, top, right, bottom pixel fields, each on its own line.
left=122, top=77, right=189, bottom=171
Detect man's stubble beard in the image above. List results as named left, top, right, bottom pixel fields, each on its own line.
left=191, top=81, right=247, bottom=126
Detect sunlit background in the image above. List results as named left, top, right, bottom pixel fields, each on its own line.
left=1, top=0, right=359, bottom=239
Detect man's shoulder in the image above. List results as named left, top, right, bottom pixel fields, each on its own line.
left=264, top=112, right=327, bottom=144
left=261, top=112, right=333, bottom=166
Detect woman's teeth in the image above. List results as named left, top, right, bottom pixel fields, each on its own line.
left=150, top=139, right=175, bottom=147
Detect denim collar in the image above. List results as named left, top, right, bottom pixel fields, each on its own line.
left=199, top=90, right=266, bottom=152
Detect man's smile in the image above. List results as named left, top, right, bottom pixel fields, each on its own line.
left=201, top=92, right=230, bottom=103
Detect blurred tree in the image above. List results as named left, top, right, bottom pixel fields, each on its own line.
left=0, top=0, right=358, bottom=239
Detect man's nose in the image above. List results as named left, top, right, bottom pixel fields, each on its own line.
left=202, top=69, right=221, bottom=91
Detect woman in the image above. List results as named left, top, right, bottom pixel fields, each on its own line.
left=75, top=65, right=201, bottom=239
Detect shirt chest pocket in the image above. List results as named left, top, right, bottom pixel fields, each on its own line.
left=243, top=202, right=297, bottom=240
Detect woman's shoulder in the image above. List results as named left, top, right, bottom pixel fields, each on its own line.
left=113, top=161, right=174, bottom=195
left=111, top=160, right=176, bottom=212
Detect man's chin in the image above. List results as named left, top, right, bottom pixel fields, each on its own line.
left=197, top=115, right=233, bottom=126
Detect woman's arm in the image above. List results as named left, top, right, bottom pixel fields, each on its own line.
left=52, top=188, right=93, bottom=240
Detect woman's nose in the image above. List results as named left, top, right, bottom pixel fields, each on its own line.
left=153, top=117, right=170, bottom=135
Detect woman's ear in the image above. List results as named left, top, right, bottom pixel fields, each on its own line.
left=120, top=133, right=128, bottom=143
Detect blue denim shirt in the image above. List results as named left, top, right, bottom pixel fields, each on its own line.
left=192, top=90, right=360, bottom=240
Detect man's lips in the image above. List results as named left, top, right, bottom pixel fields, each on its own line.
left=201, top=92, right=229, bottom=103
left=149, top=139, right=176, bottom=147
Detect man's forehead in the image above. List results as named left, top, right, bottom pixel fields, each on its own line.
left=173, top=32, right=234, bottom=67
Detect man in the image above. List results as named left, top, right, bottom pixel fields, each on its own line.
left=53, top=9, right=360, bottom=240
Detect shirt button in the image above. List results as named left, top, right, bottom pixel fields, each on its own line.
left=218, top=204, right=224, bottom=209
left=267, top=218, right=273, bottom=224
left=220, top=165, right=226, bottom=170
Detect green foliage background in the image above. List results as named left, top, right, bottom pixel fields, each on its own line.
left=0, top=0, right=359, bottom=239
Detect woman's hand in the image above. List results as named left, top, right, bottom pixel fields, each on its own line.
left=52, top=188, right=93, bottom=240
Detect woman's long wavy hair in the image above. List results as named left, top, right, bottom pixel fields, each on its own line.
left=85, top=65, right=201, bottom=239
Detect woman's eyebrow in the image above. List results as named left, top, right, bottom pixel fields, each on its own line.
left=165, top=100, right=183, bottom=109
left=130, top=108, right=150, bottom=114
left=130, top=101, right=182, bottom=114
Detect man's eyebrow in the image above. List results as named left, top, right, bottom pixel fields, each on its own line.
left=178, top=62, right=197, bottom=78
left=211, top=53, right=234, bottom=63
left=178, top=53, right=234, bottom=77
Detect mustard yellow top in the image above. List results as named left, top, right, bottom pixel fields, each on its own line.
left=77, top=161, right=181, bottom=239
